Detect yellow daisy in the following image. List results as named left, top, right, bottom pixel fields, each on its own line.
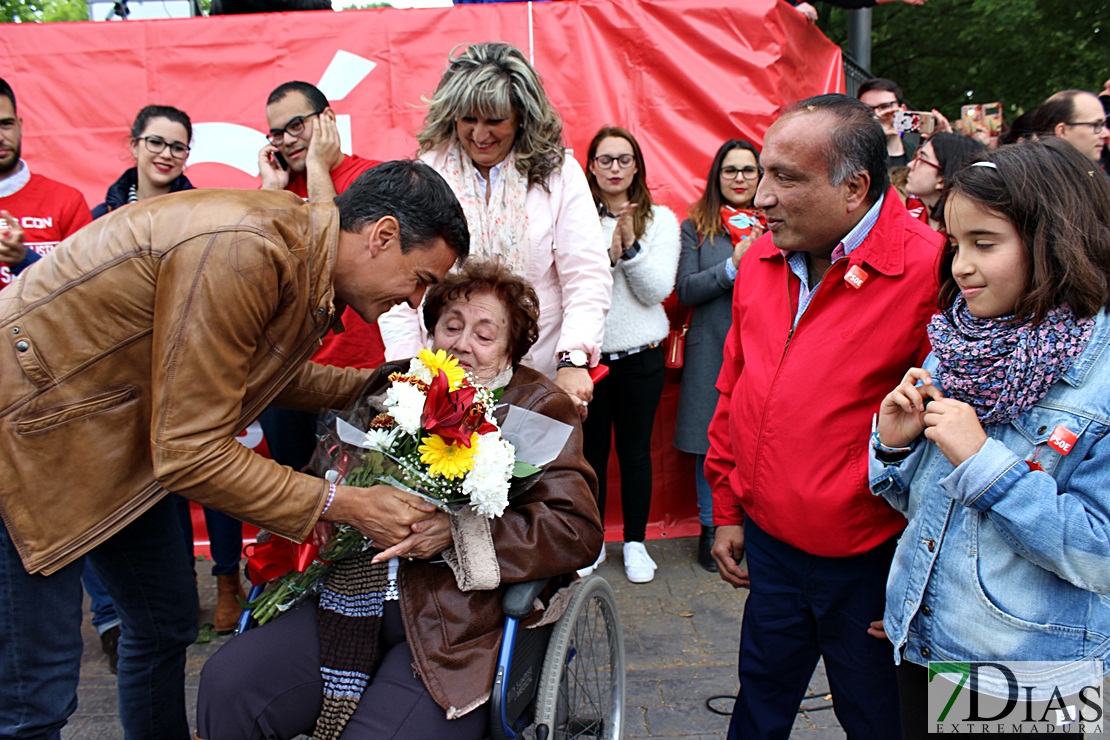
left=419, top=433, right=479, bottom=480
left=417, top=349, right=466, bottom=391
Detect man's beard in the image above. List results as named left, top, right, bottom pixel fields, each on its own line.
left=0, top=142, right=21, bottom=176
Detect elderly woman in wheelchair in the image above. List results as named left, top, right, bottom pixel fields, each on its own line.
left=196, top=262, right=605, bottom=740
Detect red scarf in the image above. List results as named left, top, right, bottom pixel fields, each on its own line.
left=720, top=206, right=766, bottom=246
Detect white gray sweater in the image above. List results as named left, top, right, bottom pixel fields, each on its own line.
left=599, top=204, right=680, bottom=353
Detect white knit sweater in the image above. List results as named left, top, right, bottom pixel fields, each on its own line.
left=599, top=204, right=680, bottom=353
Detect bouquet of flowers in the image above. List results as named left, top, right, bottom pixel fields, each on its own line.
left=243, top=350, right=569, bottom=626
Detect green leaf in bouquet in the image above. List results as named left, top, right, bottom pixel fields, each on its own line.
left=512, top=461, right=542, bottom=478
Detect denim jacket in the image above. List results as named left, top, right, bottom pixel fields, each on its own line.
left=869, top=309, right=1110, bottom=694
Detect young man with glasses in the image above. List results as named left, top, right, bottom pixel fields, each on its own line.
left=857, top=77, right=919, bottom=167
left=0, top=77, right=91, bottom=288
left=1032, top=89, right=1110, bottom=164
left=257, top=81, right=387, bottom=478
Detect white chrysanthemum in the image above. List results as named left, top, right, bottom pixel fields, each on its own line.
left=408, top=356, right=434, bottom=385
left=362, top=427, right=397, bottom=452
left=384, top=380, right=426, bottom=436
left=463, top=433, right=515, bottom=518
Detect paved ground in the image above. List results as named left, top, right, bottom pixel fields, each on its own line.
left=63, top=536, right=845, bottom=739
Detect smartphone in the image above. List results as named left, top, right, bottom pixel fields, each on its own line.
left=893, top=110, right=936, bottom=136
left=961, top=104, right=984, bottom=135
left=272, top=151, right=288, bottom=171
left=588, top=364, right=610, bottom=384
left=982, top=102, right=1003, bottom=135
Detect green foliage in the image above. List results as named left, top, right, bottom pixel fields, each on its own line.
left=820, top=0, right=1110, bottom=118
left=1, top=0, right=86, bottom=21
left=341, top=0, right=389, bottom=7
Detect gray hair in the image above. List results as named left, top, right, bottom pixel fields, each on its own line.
left=786, top=94, right=890, bottom=203
left=417, top=42, right=565, bottom=191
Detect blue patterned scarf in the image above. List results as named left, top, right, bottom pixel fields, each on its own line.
left=927, top=297, right=1094, bottom=426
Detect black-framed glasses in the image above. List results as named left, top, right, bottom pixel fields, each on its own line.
left=866, top=100, right=901, bottom=115
left=1064, top=119, right=1107, bottom=134
left=138, top=136, right=190, bottom=160
left=267, top=110, right=324, bottom=146
left=593, top=153, right=635, bottom=169
left=721, top=165, right=761, bottom=180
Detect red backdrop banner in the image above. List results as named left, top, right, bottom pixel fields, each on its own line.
left=1, top=0, right=843, bottom=542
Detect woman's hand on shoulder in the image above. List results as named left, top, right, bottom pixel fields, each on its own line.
left=878, top=367, right=943, bottom=449
left=922, top=398, right=988, bottom=468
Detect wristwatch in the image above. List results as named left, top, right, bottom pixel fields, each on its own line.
left=557, top=349, right=589, bottom=370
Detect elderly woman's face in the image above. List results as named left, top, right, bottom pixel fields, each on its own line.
left=432, top=292, right=512, bottom=384
left=456, top=111, right=519, bottom=177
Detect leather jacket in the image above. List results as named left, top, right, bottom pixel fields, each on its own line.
left=0, top=189, right=367, bottom=575
left=352, top=362, right=604, bottom=718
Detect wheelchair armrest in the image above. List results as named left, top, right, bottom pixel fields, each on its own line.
left=501, top=578, right=551, bottom=619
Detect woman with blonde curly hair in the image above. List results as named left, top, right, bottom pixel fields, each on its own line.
left=379, top=42, right=611, bottom=418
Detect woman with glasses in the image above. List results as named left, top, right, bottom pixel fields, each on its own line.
left=88, top=105, right=248, bottom=639
left=904, top=132, right=985, bottom=232
left=378, top=42, right=610, bottom=418
left=92, top=105, right=194, bottom=217
left=579, top=126, right=679, bottom=583
left=673, top=139, right=765, bottom=572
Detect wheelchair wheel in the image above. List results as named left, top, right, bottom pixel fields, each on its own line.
left=533, top=575, right=624, bottom=739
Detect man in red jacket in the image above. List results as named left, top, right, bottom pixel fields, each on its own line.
left=706, top=94, right=943, bottom=739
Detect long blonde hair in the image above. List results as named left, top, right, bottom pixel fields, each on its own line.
left=417, top=42, right=565, bottom=192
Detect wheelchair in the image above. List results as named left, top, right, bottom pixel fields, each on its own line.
left=237, top=572, right=625, bottom=740
left=491, top=574, right=625, bottom=740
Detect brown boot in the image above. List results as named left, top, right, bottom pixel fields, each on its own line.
left=213, top=573, right=246, bottom=634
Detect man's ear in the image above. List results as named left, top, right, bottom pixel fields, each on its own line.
left=367, top=215, right=401, bottom=257
left=1054, top=121, right=1069, bottom=139
left=844, top=170, right=872, bottom=212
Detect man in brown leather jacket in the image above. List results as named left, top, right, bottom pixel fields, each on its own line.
left=0, top=159, right=469, bottom=739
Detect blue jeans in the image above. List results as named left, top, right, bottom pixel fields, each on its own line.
left=81, top=564, right=121, bottom=636
left=173, top=495, right=243, bottom=576
left=694, top=454, right=713, bottom=527
left=0, top=496, right=199, bottom=739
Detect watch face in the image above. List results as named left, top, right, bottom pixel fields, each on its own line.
left=569, top=349, right=588, bottom=367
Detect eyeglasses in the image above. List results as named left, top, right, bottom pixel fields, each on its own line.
left=1063, top=119, right=1107, bottom=134
left=721, top=165, right=761, bottom=180
left=267, top=111, right=323, bottom=146
left=593, top=154, right=635, bottom=169
left=910, top=152, right=943, bottom=172
left=138, top=136, right=190, bottom=160
left=866, top=100, right=901, bottom=115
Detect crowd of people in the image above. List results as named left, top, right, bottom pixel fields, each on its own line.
left=1, top=35, right=1108, bottom=740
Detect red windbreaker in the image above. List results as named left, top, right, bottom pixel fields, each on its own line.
left=705, top=190, right=943, bottom=557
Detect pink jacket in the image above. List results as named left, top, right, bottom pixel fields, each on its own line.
left=705, top=190, right=943, bottom=557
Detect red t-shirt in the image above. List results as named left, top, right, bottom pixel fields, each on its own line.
left=1, top=171, right=92, bottom=287
left=287, top=154, right=385, bottom=370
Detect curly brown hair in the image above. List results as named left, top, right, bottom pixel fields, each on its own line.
left=422, top=261, right=541, bottom=365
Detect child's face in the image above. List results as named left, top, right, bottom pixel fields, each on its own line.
left=945, top=192, right=1031, bottom=319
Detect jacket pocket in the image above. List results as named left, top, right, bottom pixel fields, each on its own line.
left=1008, top=408, right=1094, bottom=476
left=16, top=387, right=137, bottom=435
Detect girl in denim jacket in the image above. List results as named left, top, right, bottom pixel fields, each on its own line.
left=870, top=139, right=1110, bottom=738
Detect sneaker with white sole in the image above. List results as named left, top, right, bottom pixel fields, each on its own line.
left=623, top=541, right=657, bottom=583
left=576, top=545, right=606, bottom=578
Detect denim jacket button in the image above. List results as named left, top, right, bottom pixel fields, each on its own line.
left=920, top=646, right=932, bottom=658
left=926, top=540, right=936, bottom=552
left=921, top=605, right=932, bottom=616
left=1037, top=425, right=1047, bottom=435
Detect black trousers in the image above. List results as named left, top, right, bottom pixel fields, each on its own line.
left=581, top=346, right=666, bottom=542
left=197, top=600, right=489, bottom=739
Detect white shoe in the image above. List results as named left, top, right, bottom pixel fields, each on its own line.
left=576, top=546, right=606, bottom=578
left=623, top=541, right=657, bottom=584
